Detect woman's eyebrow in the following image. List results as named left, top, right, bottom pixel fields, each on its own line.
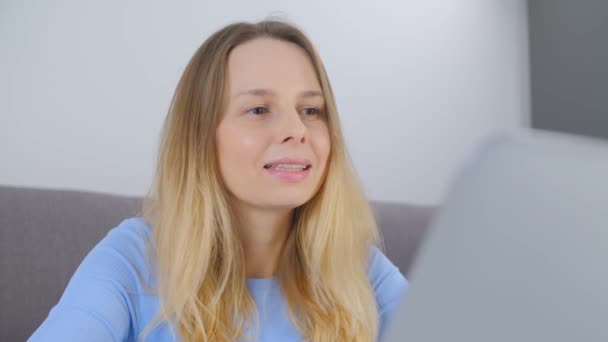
left=298, top=90, right=324, bottom=98
left=234, top=89, right=323, bottom=99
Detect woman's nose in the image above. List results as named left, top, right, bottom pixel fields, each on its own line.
left=279, top=109, right=307, bottom=144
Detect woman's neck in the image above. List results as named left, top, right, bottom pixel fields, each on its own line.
left=235, top=202, right=294, bottom=278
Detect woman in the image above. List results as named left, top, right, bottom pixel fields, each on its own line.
left=30, top=20, right=407, bottom=341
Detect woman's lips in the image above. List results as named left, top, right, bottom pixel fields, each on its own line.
left=264, top=157, right=311, bottom=167
left=264, top=165, right=311, bottom=182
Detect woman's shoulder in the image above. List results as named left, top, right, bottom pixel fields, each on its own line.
left=104, top=217, right=153, bottom=249
left=367, top=246, right=409, bottom=338
left=368, top=246, right=408, bottom=312
left=91, top=216, right=157, bottom=289
left=106, top=216, right=153, bottom=241
left=368, top=246, right=408, bottom=292
left=28, top=217, right=158, bottom=341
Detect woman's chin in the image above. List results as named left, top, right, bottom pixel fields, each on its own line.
left=258, top=193, right=313, bottom=210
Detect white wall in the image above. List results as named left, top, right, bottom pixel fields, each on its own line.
left=0, top=0, right=530, bottom=205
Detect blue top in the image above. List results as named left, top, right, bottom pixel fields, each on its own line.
left=29, top=217, right=407, bottom=341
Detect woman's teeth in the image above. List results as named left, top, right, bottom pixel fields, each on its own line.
left=267, top=164, right=308, bottom=171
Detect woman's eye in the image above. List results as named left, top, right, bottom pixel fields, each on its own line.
left=248, top=106, right=269, bottom=115
left=302, top=107, right=321, bottom=116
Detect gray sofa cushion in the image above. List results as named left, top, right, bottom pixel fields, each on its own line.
left=0, top=185, right=433, bottom=341
left=371, top=200, right=436, bottom=277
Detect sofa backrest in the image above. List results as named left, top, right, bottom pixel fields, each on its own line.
left=0, top=185, right=433, bottom=341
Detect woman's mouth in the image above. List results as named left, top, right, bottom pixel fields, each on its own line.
left=264, top=164, right=311, bottom=171
left=263, top=163, right=311, bottom=182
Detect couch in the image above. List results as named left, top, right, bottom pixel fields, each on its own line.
left=0, top=185, right=434, bottom=341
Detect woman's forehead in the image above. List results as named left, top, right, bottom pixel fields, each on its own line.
left=226, top=38, right=321, bottom=95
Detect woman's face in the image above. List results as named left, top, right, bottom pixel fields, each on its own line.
left=216, top=38, right=331, bottom=210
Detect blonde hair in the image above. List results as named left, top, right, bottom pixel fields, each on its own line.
left=140, top=19, right=381, bottom=341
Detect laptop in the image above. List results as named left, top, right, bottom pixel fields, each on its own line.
left=385, top=130, right=608, bottom=341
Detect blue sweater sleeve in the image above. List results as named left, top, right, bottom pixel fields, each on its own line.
left=368, top=247, right=409, bottom=341
left=28, top=218, right=150, bottom=342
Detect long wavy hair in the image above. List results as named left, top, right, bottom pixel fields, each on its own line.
left=140, top=19, right=381, bottom=341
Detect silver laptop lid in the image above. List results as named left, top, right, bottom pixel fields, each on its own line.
left=385, top=130, right=608, bottom=341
